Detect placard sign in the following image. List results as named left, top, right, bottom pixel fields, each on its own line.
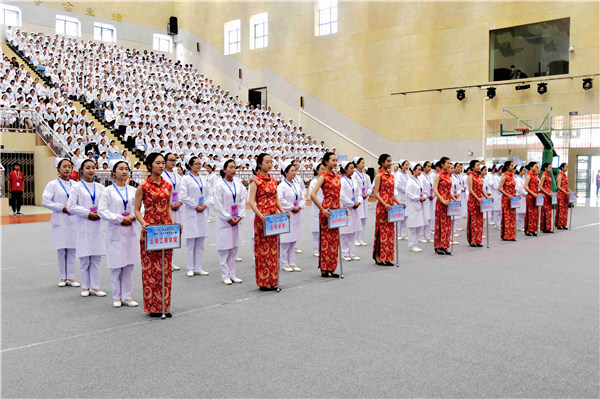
left=145, top=224, right=182, bottom=251
left=510, top=196, right=521, bottom=209
left=480, top=198, right=493, bottom=212
left=388, top=205, right=405, bottom=222
left=569, top=192, right=577, bottom=203
left=536, top=195, right=544, bottom=206
left=328, top=209, right=348, bottom=229
left=447, top=201, right=461, bottom=217
left=551, top=193, right=557, bottom=205
left=264, top=213, right=290, bottom=237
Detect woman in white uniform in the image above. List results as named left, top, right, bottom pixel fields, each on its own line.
left=205, top=164, right=217, bottom=222
left=180, top=156, right=212, bottom=277
left=214, top=159, right=245, bottom=284
left=98, top=160, right=140, bottom=308
left=277, top=161, right=305, bottom=272
left=339, top=161, right=362, bottom=261
left=67, top=159, right=106, bottom=297
left=308, top=164, right=325, bottom=257
left=352, top=157, right=371, bottom=246
left=429, top=161, right=440, bottom=235
left=491, top=166, right=503, bottom=228
left=291, top=159, right=305, bottom=254
left=406, top=164, right=428, bottom=252
left=163, top=153, right=182, bottom=271
left=418, top=161, right=435, bottom=242
left=394, top=160, right=410, bottom=240
left=515, top=165, right=528, bottom=231
left=42, top=158, right=80, bottom=288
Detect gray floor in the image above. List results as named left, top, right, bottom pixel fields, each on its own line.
left=2, top=205, right=599, bottom=398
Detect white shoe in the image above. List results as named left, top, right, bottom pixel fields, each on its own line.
left=517, top=228, right=524, bottom=231
left=113, top=301, right=122, bottom=308
left=410, top=247, right=423, bottom=252
left=452, top=241, right=459, bottom=245
left=294, top=248, right=303, bottom=253
left=418, top=239, right=428, bottom=243
left=122, top=299, right=138, bottom=307
left=282, top=266, right=294, bottom=272
left=488, top=222, right=495, bottom=226
left=81, top=290, right=90, bottom=297
left=360, top=241, right=368, bottom=246
left=172, top=264, right=180, bottom=271
left=58, top=281, right=66, bottom=287
left=292, top=267, right=302, bottom=272
left=187, top=270, right=194, bottom=277
left=457, top=227, right=464, bottom=231
left=66, top=280, right=80, bottom=287
left=355, top=242, right=361, bottom=246
left=223, top=278, right=233, bottom=285
left=231, top=276, right=243, bottom=283
left=194, top=270, right=209, bottom=276
left=208, top=218, right=214, bottom=223
left=427, top=239, right=434, bottom=243
left=397, top=236, right=402, bottom=240
left=313, top=252, right=319, bottom=257
left=482, top=235, right=486, bottom=239
left=90, top=289, right=106, bottom=297
left=402, top=236, right=408, bottom=240
left=342, top=256, right=352, bottom=261
left=351, top=256, right=361, bottom=261
left=235, top=257, right=242, bottom=262
left=495, top=226, right=501, bottom=230
left=453, top=233, right=460, bottom=237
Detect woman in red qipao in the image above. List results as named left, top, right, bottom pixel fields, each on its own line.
left=539, top=162, right=555, bottom=233
left=555, top=163, right=574, bottom=230
left=498, top=161, right=518, bottom=241
left=371, top=154, right=402, bottom=265
left=310, top=152, right=343, bottom=277
left=433, top=157, right=458, bottom=255
left=524, top=162, right=540, bottom=236
left=249, top=153, right=286, bottom=291
left=467, top=159, right=491, bottom=247
left=134, top=153, right=175, bottom=318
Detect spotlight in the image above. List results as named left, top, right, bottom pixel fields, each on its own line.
left=583, top=78, right=593, bottom=90
left=486, top=87, right=496, bottom=99
left=456, top=89, right=465, bottom=101
left=537, top=82, right=547, bottom=95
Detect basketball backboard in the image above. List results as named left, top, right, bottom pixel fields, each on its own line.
left=501, top=103, right=552, bottom=136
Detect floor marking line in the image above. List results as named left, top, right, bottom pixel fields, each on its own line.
left=572, top=222, right=600, bottom=230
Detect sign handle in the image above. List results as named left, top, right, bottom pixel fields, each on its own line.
left=552, top=201, right=556, bottom=232
left=161, top=249, right=166, bottom=320
left=537, top=201, right=541, bottom=235
left=276, top=234, right=281, bottom=292
left=450, top=216, right=454, bottom=254
left=395, top=220, right=399, bottom=267
left=486, top=211, right=490, bottom=249
left=569, top=200, right=574, bottom=230
left=514, top=205, right=517, bottom=240
left=338, top=228, right=344, bottom=279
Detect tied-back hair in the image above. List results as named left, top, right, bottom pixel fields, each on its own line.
left=144, top=152, right=164, bottom=170
left=80, top=159, right=96, bottom=172
left=255, top=153, right=270, bottom=174
left=541, top=162, right=551, bottom=172
left=313, top=164, right=324, bottom=177
left=281, top=162, right=294, bottom=177
left=220, top=159, right=236, bottom=178
left=527, top=161, right=537, bottom=170
left=559, top=162, right=567, bottom=171
left=340, top=161, right=355, bottom=175
left=57, top=158, right=73, bottom=169
left=438, top=156, right=450, bottom=169
left=111, top=160, right=130, bottom=173
left=186, top=156, right=199, bottom=171
left=377, top=154, right=391, bottom=169
left=322, top=152, right=335, bottom=167
left=502, top=160, right=512, bottom=173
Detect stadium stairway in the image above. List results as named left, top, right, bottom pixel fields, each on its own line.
left=3, top=41, right=145, bottom=168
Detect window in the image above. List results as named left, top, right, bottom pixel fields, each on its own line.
left=489, top=18, right=570, bottom=82
left=94, top=22, right=116, bottom=43
left=56, top=14, right=81, bottom=37
left=0, top=4, right=21, bottom=27
left=224, top=19, right=241, bottom=55
left=153, top=33, right=172, bottom=53
left=317, top=0, right=337, bottom=36
left=250, top=13, right=268, bottom=50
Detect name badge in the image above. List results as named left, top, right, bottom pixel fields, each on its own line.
left=362, top=188, right=366, bottom=195
left=90, top=206, right=98, bottom=212
left=122, top=212, right=130, bottom=217
left=231, top=205, right=239, bottom=217
left=430, top=189, right=434, bottom=196
left=198, top=196, right=204, bottom=206
left=171, top=192, right=178, bottom=203
left=351, top=197, right=355, bottom=203
left=16, top=182, right=20, bottom=187
left=293, top=202, right=298, bottom=207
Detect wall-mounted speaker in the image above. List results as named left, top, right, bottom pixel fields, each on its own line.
left=196, top=42, right=200, bottom=52
left=168, top=16, right=178, bottom=35
left=238, top=69, right=242, bottom=79
left=300, top=96, right=304, bottom=108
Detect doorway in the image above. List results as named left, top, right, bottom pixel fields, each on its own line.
left=248, top=87, right=267, bottom=108
left=576, top=155, right=600, bottom=205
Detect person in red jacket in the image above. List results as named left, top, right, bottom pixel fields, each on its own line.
left=8, top=163, right=25, bottom=215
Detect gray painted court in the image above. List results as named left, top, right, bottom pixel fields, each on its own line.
left=2, top=206, right=599, bottom=398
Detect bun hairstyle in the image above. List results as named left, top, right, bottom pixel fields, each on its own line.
left=411, top=163, right=422, bottom=173
left=255, top=153, right=270, bottom=174
left=80, top=159, right=96, bottom=172
left=439, top=156, right=450, bottom=168
left=321, top=152, right=336, bottom=167
left=281, top=162, right=294, bottom=177
left=559, top=162, right=567, bottom=171
left=490, top=165, right=497, bottom=173
left=400, top=160, right=409, bottom=168
left=527, top=161, right=537, bottom=170
left=57, top=158, right=73, bottom=169
left=220, top=159, right=236, bottom=178
left=541, top=162, right=551, bottom=171
left=377, top=153, right=391, bottom=169
left=313, top=163, right=324, bottom=176
left=144, top=152, right=164, bottom=170
left=518, top=165, right=527, bottom=173
left=502, top=160, right=512, bottom=173
left=480, top=165, right=488, bottom=173
left=422, top=161, right=431, bottom=169
left=356, top=157, right=364, bottom=166
left=186, top=156, right=199, bottom=171
left=340, top=161, right=355, bottom=174
left=469, top=159, right=479, bottom=170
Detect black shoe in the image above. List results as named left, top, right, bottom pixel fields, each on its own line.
left=435, top=248, right=445, bottom=255
left=384, top=262, right=395, bottom=266
left=542, top=230, right=554, bottom=234
left=375, top=260, right=386, bottom=266
left=469, top=243, right=476, bottom=247
left=149, top=313, right=162, bottom=318
left=321, top=271, right=330, bottom=277
left=259, top=286, right=271, bottom=291
left=532, top=232, right=538, bottom=236
left=165, top=312, right=172, bottom=318
left=476, top=244, right=483, bottom=247
left=442, top=248, right=452, bottom=255
left=329, top=273, right=340, bottom=278
left=525, top=232, right=531, bottom=236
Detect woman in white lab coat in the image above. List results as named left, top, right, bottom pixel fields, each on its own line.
left=515, top=165, right=528, bottom=231
left=66, top=159, right=106, bottom=297
left=98, top=160, right=140, bottom=308
left=491, top=166, right=503, bottom=228
left=418, top=161, right=435, bottom=243
left=394, top=160, right=410, bottom=240
left=277, top=161, right=306, bottom=272
left=308, top=164, right=324, bottom=257
left=163, top=153, right=183, bottom=271
left=406, top=164, right=428, bottom=252
left=180, top=156, right=212, bottom=277
left=291, top=159, right=305, bottom=254
left=42, top=157, right=80, bottom=288
left=214, top=159, right=245, bottom=285
left=339, top=161, right=362, bottom=261
left=484, top=165, right=498, bottom=226
left=352, top=157, right=371, bottom=246
left=205, top=164, right=217, bottom=222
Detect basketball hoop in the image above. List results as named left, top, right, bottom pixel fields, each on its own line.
left=514, top=128, right=529, bottom=135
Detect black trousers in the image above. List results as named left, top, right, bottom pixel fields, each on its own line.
left=10, top=190, right=23, bottom=213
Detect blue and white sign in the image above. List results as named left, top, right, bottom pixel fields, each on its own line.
left=510, top=196, right=521, bottom=209
left=264, top=213, right=290, bottom=237
left=551, top=193, right=557, bottom=205
left=145, top=224, right=182, bottom=251
left=388, top=205, right=405, bottom=222
left=481, top=198, right=493, bottom=212
left=447, top=201, right=461, bottom=217
left=328, top=208, right=348, bottom=229
left=569, top=192, right=577, bottom=203
left=536, top=195, right=544, bottom=206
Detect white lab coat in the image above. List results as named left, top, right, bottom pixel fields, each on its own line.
left=42, top=178, right=77, bottom=250
left=308, top=177, right=323, bottom=233
left=162, top=170, right=182, bottom=223
left=394, top=171, right=408, bottom=203
left=98, top=183, right=141, bottom=268
left=406, top=176, right=427, bottom=228
left=277, top=179, right=306, bottom=243
left=491, top=173, right=502, bottom=211
left=418, top=173, right=433, bottom=222
left=515, top=175, right=527, bottom=214
left=340, top=175, right=363, bottom=234
left=352, top=170, right=371, bottom=219
left=66, top=180, right=105, bottom=258
left=213, top=178, right=246, bottom=250
left=180, top=173, right=212, bottom=239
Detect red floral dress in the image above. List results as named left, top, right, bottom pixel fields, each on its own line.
left=373, top=169, right=395, bottom=262
left=253, top=173, right=279, bottom=287
left=540, top=172, right=553, bottom=231
left=139, top=177, right=173, bottom=314
left=467, top=173, right=483, bottom=245
left=319, top=171, right=341, bottom=272
left=434, top=171, right=452, bottom=249
left=525, top=172, right=540, bottom=233
left=501, top=173, right=516, bottom=240
left=556, top=171, right=569, bottom=227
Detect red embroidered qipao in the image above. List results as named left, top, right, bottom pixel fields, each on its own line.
left=525, top=172, right=540, bottom=233
left=501, top=173, right=516, bottom=240
left=434, top=172, right=452, bottom=249
left=540, top=172, right=553, bottom=231
left=253, top=173, right=279, bottom=287
left=555, top=171, right=569, bottom=227
left=467, top=174, right=483, bottom=245
left=319, top=171, right=341, bottom=272
left=373, top=170, right=395, bottom=262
